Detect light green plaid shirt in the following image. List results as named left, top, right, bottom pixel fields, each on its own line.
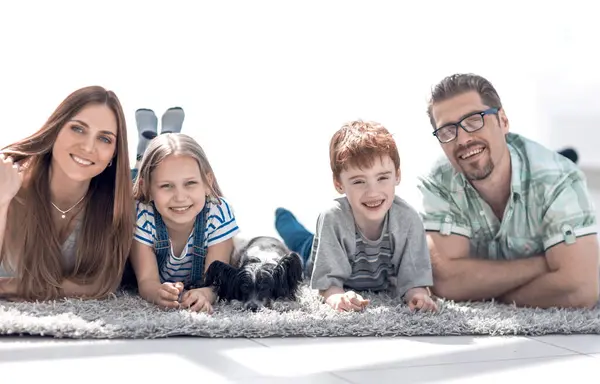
left=417, top=132, right=597, bottom=260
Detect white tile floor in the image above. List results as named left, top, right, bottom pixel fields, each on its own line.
left=0, top=334, right=598, bottom=383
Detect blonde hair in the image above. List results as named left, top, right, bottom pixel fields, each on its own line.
left=1, top=86, right=133, bottom=301
left=133, top=133, right=223, bottom=203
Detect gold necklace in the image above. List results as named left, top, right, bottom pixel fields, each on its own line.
left=51, top=194, right=86, bottom=219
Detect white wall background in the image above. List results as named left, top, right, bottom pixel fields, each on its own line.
left=1, top=0, right=598, bottom=239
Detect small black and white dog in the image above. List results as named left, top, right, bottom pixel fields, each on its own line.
left=203, top=236, right=304, bottom=311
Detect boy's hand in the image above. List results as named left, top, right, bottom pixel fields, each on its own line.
left=326, top=290, right=369, bottom=312
left=153, top=282, right=184, bottom=309
left=405, top=287, right=438, bottom=312
left=180, top=287, right=214, bottom=313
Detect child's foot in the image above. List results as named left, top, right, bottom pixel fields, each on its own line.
left=275, top=208, right=313, bottom=254
left=136, top=108, right=158, bottom=140
left=161, top=107, right=185, bottom=134
left=135, top=108, right=158, bottom=160
left=558, top=147, right=578, bottom=164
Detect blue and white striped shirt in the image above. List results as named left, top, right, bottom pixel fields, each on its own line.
left=134, top=197, right=240, bottom=284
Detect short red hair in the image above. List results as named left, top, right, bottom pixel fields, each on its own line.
left=329, top=120, right=400, bottom=181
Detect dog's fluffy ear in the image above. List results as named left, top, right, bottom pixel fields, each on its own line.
left=272, top=251, right=304, bottom=299
left=203, top=261, right=241, bottom=301
left=230, top=234, right=251, bottom=267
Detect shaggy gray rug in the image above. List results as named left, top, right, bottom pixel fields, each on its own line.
left=1, top=285, right=599, bottom=339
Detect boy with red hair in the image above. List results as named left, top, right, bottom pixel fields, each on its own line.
left=275, top=120, right=437, bottom=312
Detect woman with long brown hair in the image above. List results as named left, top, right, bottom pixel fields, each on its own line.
left=0, top=86, right=133, bottom=301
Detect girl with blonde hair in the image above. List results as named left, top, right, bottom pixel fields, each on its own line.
left=130, top=133, right=239, bottom=313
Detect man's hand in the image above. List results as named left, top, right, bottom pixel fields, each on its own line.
left=497, top=235, right=600, bottom=308
left=427, top=232, right=550, bottom=301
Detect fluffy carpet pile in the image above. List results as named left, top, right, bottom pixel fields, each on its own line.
left=1, top=285, right=599, bottom=339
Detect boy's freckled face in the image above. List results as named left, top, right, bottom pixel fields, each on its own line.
left=335, top=155, right=400, bottom=226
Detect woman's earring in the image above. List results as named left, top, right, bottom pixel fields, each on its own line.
left=108, top=159, right=113, bottom=167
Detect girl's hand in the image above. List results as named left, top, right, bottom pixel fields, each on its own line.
left=180, top=287, right=214, bottom=313
left=153, top=282, right=184, bottom=309
left=0, top=154, right=23, bottom=206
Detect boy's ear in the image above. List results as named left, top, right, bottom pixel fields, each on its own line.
left=395, top=168, right=401, bottom=185
left=332, top=175, right=344, bottom=194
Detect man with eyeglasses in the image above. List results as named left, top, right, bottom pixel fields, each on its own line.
left=417, top=73, right=599, bottom=309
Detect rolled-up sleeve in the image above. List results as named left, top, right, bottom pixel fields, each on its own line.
left=542, top=173, right=597, bottom=250
left=417, top=176, right=472, bottom=238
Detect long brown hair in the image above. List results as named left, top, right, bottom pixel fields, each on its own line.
left=133, top=133, right=223, bottom=203
left=1, top=86, right=133, bottom=300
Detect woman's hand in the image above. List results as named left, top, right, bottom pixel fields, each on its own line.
left=0, top=154, right=23, bottom=206
left=0, top=277, right=19, bottom=300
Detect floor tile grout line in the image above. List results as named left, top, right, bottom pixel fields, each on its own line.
left=524, top=336, right=598, bottom=356
left=327, top=353, right=589, bottom=374
left=248, top=338, right=271, bottom=347
left=329, top=371, right=360, bottom=384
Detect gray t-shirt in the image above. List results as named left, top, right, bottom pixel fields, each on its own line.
left=0, top=217, right=81, bottom=277
left=308, top=196, right=433, bottom=298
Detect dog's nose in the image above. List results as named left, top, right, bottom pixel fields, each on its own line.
left=246, top=302, right=259, bottom=312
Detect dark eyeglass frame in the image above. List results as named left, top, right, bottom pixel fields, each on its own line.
left=432, top=107, right=499, bottom=143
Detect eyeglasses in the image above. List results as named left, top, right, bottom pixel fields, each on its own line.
left=432, top=108, right=499, bottom=143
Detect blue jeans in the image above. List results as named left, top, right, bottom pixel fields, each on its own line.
left=274, top=208, right=315, bottom=268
